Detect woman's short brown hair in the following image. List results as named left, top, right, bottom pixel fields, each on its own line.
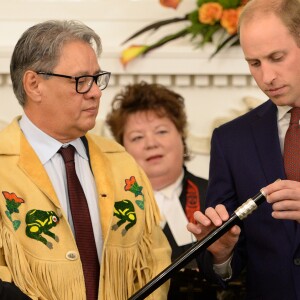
left=106, top=81, right=190, bottom=160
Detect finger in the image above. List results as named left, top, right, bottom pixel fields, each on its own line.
left=187, top=222, right=213, bottom=240
left=272, top=199, right=300, bottom=211
left=229, top=224, right=241, bottom=236
left=187, top=222, right=202, bottom=235
left=194, top=210, right=212, bottom=226
left=272, top=210, right=300, bottom=221
left=204, top=205, right=229, bottom=227
left=215, top=204, right=230, bottom=221
left=216, top=225, right=241, bottom=249
left=264, top=179, right=298, bottom=196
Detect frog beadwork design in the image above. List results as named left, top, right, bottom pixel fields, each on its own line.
left=112, top=176, right=144, bottom=236
left=25, top=209, right=60, bottom=249
left=112, top=200, right=136, bottom=236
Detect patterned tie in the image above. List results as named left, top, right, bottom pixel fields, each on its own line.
left=58, top=145, right=99, bottom=300
left=284, top=108, right=300, bottom=181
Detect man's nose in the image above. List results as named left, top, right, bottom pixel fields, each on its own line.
left=85, top=80, right=102, bottom=98
left=261, top=64, right=276, bottom=85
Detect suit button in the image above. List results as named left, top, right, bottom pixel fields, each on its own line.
left=294, top=258, right=300, bottom=266
left=66, top=251, right=78, bottom=261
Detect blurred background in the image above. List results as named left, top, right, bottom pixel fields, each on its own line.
left=0, top=0, right=267, bottom=179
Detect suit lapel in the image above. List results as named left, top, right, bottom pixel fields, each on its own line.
left=251, top=101, right=296, bottom=240
left=85, top=135, right=114, bottom=240
left=251, top=101, right=286, bottom=183
left=18, top=133, right=61, bottom=207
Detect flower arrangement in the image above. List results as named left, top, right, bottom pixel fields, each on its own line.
left=121, top=0, right=248, bottom=66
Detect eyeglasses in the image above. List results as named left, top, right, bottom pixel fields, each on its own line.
left=36, top=71, right=111, bottom=94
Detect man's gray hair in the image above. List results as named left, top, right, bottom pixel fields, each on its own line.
left=10, top=20, right=102, bottom=106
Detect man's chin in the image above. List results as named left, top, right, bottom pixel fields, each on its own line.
left=83, top=119, right=97, bottom=132
left=267, top=94, right=293, bottom=106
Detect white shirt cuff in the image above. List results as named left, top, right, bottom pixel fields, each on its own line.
left=212, top=255, right=233, bottom=280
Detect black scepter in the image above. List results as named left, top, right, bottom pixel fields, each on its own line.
left=129, top=188, right=268, bottom=300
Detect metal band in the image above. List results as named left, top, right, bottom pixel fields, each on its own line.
left=235, top=198, right=258, bottom=220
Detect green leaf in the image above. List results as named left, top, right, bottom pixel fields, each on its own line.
left=122, top=15, right=189, bottom=45
left=5, top=210, right=12, bottom=221
left=201, top=25, right=220, bottom=44
left=142, top=28, right=190, bottom=55
left=210, top=33, right=239, bottom=58
left=12, top=220, right=21, bottom=231
left=130, top=182, right=143, bottom=197
left=197, top=0, right=242, bottom=9
left=188, top=22, right=207, bottom=35
left=135, top=200, right=144, bottom=210
left=187, top=10, right=200, bottom=25
left=197, top=0, right=212, bottom=6
left=219, top=0, right=241, bottom=8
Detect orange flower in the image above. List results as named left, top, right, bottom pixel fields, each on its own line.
left=120, top=45, right=148, bottom=67
left=125, top=176, right=136, bottom=191
left=124, top=176, right=143, bottom=196
left=199, top=2, right=223, bottom=25
left=2, top=191, right=25, bottom=203
left=220, top=8, right=240, bottom=34
left=160, top=0, right=181, bottom=9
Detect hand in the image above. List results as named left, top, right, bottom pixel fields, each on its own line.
left=187, top=204, right=240, bottom=264
left=263, top=179, right=300, bottom=222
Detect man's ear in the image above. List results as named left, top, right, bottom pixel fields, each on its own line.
left=23, top=70, right=42, bottom=102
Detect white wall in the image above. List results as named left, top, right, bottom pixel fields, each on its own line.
left=0, top=0, right=268, bottom=179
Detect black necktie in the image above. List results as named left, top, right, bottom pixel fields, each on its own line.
left=59, top=145, right=99, bottom=300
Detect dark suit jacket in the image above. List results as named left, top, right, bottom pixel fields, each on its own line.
left=0, top=280, right=30, bottom=300
left=199, top=100, right=300, bottom=300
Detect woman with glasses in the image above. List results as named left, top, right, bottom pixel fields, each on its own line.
left=0, top=20, right=171, bottom=300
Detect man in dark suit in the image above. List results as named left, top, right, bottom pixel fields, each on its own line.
left=188, top=0, right=300, bottom=299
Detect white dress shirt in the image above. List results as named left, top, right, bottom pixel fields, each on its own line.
left=277, top=105, right=292, bottom=153
left=19, top=114, right=103, bottom=261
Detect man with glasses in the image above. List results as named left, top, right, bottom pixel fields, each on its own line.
left=0, top=20, right=171, bottom=300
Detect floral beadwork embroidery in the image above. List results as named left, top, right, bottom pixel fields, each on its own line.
left=25, top=209, right=60, bottom=249
left=112, top=176, right=145, bottom=236
left=2, top=191, right=25, bottom=231
left=124, top=176, right=144, bottom=210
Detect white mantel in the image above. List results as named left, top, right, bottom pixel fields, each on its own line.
left=0, top=0, right=267, bottom=179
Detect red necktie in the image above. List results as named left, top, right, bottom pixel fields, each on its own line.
left=284, top=108, right=300, bottom=181
left=59, top=145, right=99, bottom=300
